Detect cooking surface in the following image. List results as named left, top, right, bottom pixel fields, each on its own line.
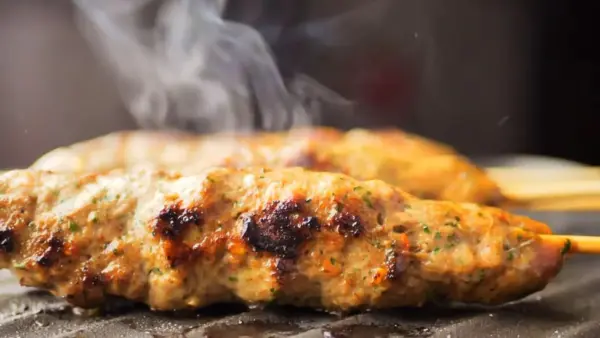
left=0, top=210, right=598, bottom=338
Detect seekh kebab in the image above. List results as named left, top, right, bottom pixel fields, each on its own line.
left=31, top=127, right=506, bottom=205
left=0, top=167, right=563, bottom=312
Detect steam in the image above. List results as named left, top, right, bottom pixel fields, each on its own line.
left=73, top=0, right=328, bottom=133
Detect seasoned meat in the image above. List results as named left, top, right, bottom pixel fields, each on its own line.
left=31, top=127, right=506, bottom=205
left=0, top=167, right=563, bottom=312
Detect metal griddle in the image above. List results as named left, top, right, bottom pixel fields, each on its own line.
left=1, top=210, right=599, bottom=338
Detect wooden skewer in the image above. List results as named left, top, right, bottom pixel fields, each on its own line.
left=487, top=167, right=600, bottom=210
left=540, top=234, right=600, bottom=255
left=498, top=181, right=600, bottom=200
left=487, top=167, right=600, bottom=183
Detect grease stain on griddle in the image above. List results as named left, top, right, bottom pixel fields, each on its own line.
left=322, top=324, right=434, bottom=338
left=201, top=320, right=303, bottom=338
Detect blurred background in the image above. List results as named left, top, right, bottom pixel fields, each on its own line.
left=0, top=0, right=598, bottom=169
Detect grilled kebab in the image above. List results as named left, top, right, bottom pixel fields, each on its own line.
left=0, top=167, right=563, bottom=312
left=31, top=127, right=506, bottom=205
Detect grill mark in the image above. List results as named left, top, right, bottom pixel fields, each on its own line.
left=67, top=266, right=107, bottom=307
left=275, top=258, right=296, bottom=281
left=241, top=200, right=319, bottom=259
left=82, top=270, right=106, bottom=305
left=154, top=203, right=203, bottom=240
left=164, top=241, right=199, bottom=268
left=36, top=236, right=64, bottom=267
left=331, top=212, right=363, bottom=238
left=0, top=228, right=15, bottom=253
left=154, top=203, right=204, bottom=267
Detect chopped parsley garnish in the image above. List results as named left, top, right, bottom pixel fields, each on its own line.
left=561, top=239, right=572, bottom=255
left=330, top=257, right=337, bottom=265
left=354, top=187, right=374, bottom=208
left=88, top=212, right=99, bottom=223
left=432, top=247, right=440, bottom=254
left=507, top=251, right=514, bottom=261
left=228, top=276, right=238, bottom=282
left=335, top=202, right=344, bottom=212
left=371, top=240, right=383, bottom=249
left=422, top=223, right=431, bottom=234
left=477, top=269, right=486, bottom=282
left=362, top=195, right=374, bottom=209
left=13, top=262, right=27, bottom=270
left=434, top=231, right=442, bottom=240
left=149, top=268, right=162, bottom=275
left=69, top=221, right=80, bottom=232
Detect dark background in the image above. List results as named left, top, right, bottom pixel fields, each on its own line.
left=536, top=1, right=600, bottom=165
left=0, top=0, right=598, bottom=168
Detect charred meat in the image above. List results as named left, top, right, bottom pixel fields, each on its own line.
left=0, top=167, right=562, bottom=312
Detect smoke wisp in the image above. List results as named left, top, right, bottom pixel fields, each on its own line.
left=74, top=0, right=330, bottom=133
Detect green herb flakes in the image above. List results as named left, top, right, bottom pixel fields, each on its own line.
left=228, top=276, right=238, bottom=282
left=69, top=221, right=80, bottom=232
left=422, top=223, right=431, bottom=234
left=330, top=257, right=336, bottom=265
left=88, top=212, right=99, bottom=224
left=477, top=269, right=486, bottom=282
left=13, top=262, right=27, bottom=270
left=362, top=194, right=374, bottom=209
left=507, top=251, right=514, bottom=261
left=149, top=268, right=162, bottom=275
